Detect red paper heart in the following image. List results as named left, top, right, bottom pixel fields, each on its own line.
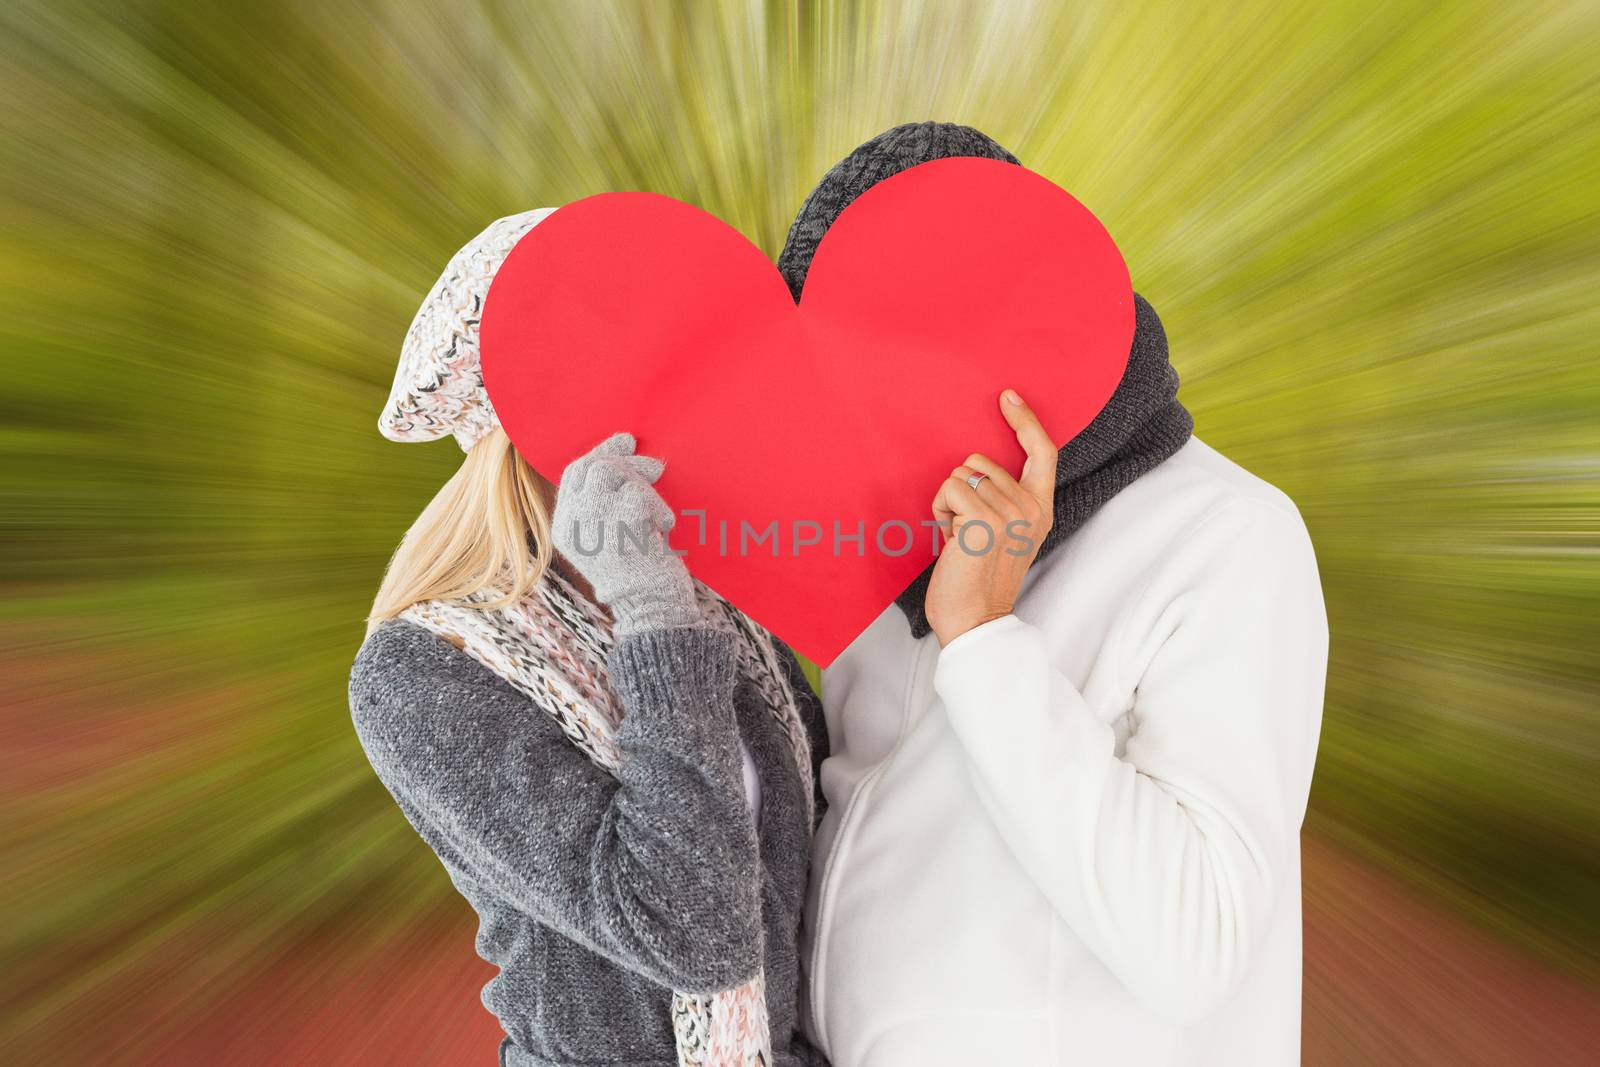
left=481, top=157, right=1132, bottom=666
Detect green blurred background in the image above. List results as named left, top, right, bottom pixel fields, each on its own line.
left=3, top=0, right=1596, bottom=1063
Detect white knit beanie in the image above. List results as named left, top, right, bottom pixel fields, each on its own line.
left=379, top=208, right=557, bottom=451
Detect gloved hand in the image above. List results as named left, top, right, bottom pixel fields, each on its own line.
left=551, top=432, right=701, bottom=636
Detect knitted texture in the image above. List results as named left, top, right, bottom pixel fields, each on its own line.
left=551, top=432, right=704, bottom=638
left=350, top=569, right=826, bottom=1067
left=776, top=122, right=1195, bottom=637
left=777, top=122, right=1018, bottom=302
left=380, top=208, right=555, bottom=451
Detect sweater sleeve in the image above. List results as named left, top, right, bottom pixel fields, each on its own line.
left=932, top=499, right=1328, bottom=1023
left=348, top=619, right=762, bottom=993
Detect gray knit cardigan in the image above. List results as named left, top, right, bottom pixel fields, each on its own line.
left=348, top=609, right=829, bottom=1066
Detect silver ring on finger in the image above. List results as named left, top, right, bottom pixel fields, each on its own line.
left=966, top=471, right=989, bottom=490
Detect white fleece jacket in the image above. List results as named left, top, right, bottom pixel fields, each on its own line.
left=802, top=437, right=1328, bottom=1066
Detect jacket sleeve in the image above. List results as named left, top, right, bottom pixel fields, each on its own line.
left=932, top=499, right=1328, bottom=1023
left=348, top=619, right=763, bottom=993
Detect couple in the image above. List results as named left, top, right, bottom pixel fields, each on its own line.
left=349, top=123, right=1328, bottom=1067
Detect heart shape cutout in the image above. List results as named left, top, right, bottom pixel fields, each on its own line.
left=481, top=157, right=1132, bottom=666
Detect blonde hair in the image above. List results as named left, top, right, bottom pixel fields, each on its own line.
left=366, top=426, right=552, bottom=636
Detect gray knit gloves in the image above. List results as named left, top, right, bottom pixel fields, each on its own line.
left=552, top=432, right=702, bottom=636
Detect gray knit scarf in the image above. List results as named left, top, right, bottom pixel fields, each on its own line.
left=778, top=122, right=1195, bottom=639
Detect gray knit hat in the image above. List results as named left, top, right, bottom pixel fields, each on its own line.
left=777, top=122, right=1019, bottom=302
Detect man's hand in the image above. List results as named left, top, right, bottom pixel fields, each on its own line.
left=924, top=390, right=1058, bottom=646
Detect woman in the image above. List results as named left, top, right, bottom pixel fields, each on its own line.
left=348, top=209, right=828, bottom=1067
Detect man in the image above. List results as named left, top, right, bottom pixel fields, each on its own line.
left=781, top=123, right=1328, bottom=1066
